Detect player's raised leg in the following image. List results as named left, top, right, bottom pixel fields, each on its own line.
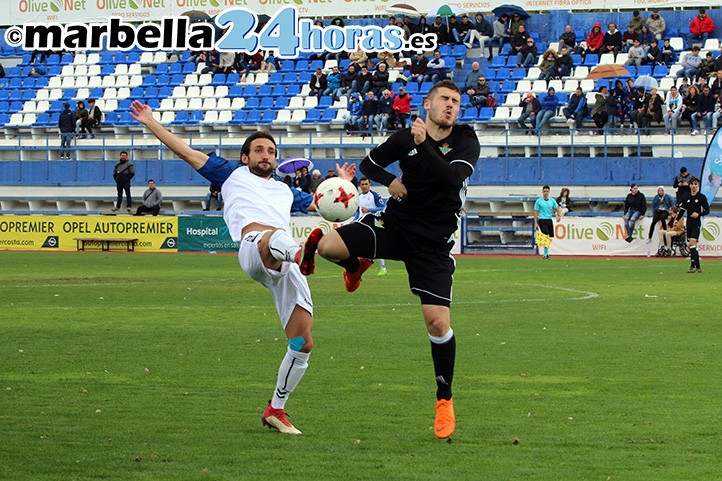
left=262, top=306, right=313, bottom=435
left=314, top=225, right=373, bottom=291
left=423, top=304, right=456, bottom=439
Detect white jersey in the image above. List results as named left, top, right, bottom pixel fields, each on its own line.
left=221, top=165, right=293, bottom=242
left=358, top=191, right=377, bottom=211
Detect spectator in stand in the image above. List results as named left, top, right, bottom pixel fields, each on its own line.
left=637, top=25, right=654, bottom=52
left=488, top=14, right=511, bottom=60
left=537, top=50, right=557, bottom=82
left=403, top=16, right=416, bottom=36
left=135, top=180, right=163, bottom=216
left=517, top=91, right=541, bottom=135
left=558, top=25, right=577, bottom=53
left=74, top=100, right=90, bottom=139
left=29, top=66, right=46, bottom=76
left=237, top=52, right=264, bottom=78
left=324, top=65, right=343, bottom=102
left=646, top=186, right=675, bottom=243
left=308, top=68, right=327, bottom=100
left=309, top=170, right=324, bottom=193
left=603, top=23, right=623, bottom=59
left=200, top=50, right=221, bottom=74
left=58, top=102, right=75, bottom=160
left=447, top=16, right=461, bottom=45
left=710, top=70, right=722, bottom=100
left=354, top=65, right=373, bottom=95
left=657, top=205, right=684, bottom=255
left=345, top=93, right=362, bottom=133
left=605, top=88, right=621, bottom=133
left=563, top=87, right=588, bottom=131
left=341, top=64, right=357, bottom=98
left=695, top=76, right=709, bottom=94
left=630, top=87, right=649, bottom=133
left=622, top=78, right=638, bottom=125
left=359, top=90, right=378, bottom=134
left=430, top=16, right=449, bottom=45
left=681, top=85, right=700, bottom=133
left=376, top=51, right=396, bottom=69
left=518, top=37, right=538, bottom=68
left=645, top=39, right=663, bottom=71
left=424, top=50, right=446, bottom=84
left=591, top=86, right=609, bottom=134
left=84, top=98, right=102, bottom=139
left=622, top=184, right=646, bottom=242
left=556, top=187, right=573, bottom=215
left=663, top=86, right=684, bottom=133
left=646, top=10, right=666, bottom=41
left=453, top=15, right=473, bottom=45
left=414, top=16, right=431, bottom=35
left=392, top=85, right=412, bottom=129
left=463, top=62, right=483, bottom=90
left=374, top=89, right=395, bottom=131
left=466, top=76, right=490, bottom=111
left=622, top=26, right=638, bottom=53
left=642, top=87, right=664, bottom=133
left=396, top=19, right=413, bottom=44
left=510, top=25, right=531, bottom=61
left=509, top=13, right=525, bottom=37
left=625, top=39, right=645, bottom=74
left=371, top=62, right=390, bottom=97
left=535, top=87, right=559, bottom=135
left=699, top=52, right=716, bottom=80
left=464, top=13, right=493, bottom=53
left=203, top=182, right=222, bottom=211
left=661, top=38, right=676, bottom=65
left=552, top=46, right=573, bottom=79
left=628, top=10, right=645, bottom=34
left=112, top=151, right=135, bottom=212
left=678, top=77, right=690, bottom=96
left=687, top=9, right=715, bottom=50
left=260, top=50, right=281, bottom=73
left=349, top=45, right=369, bottom=70
left=409, top=52, right=428, bottom=86
left=677, top=47, right=702, bottom=81
left=325, top=168, right=337, bottom=180
left=300, top=167, right=313, bottom=193
left=674, top=167, right=692, bottom=205
left=695, top=85, right=716, bottom=133
left=584, top=23, right=604, bottom=60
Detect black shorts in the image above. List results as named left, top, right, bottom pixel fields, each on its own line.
left=687, top=219, right=701, bottom=240
left=537, top=219, right=554, bottom=237
left=336, top=213, right=455, bottom=307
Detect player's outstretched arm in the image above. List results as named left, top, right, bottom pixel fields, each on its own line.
left=129, top=100, right=209, bottom=170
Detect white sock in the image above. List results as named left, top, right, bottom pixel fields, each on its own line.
left=378, top=259, right=386, bottom=270
left=268, top=230, right=300, bottom=264
left=271, top=347, right=309, bottom=410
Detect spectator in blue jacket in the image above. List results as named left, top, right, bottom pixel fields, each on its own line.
left=58, top=102, right=75, bottom=160
left=563, top=87, right=588, bottom=130
left=359, top=90, right=378, bottom=134
left=345, top=92, right=363, bottom=133
left=324, top=65, right=343, bottom=102
left=374, top=89, right=395, bottom=131
left=535, top=87, right=560, bottom=135
left=647, top=186, right=675, bottom=243
left=661, top=38, right=676, bottom=65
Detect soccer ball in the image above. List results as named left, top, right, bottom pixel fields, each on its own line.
left=313, top=178, right=359, bottom=222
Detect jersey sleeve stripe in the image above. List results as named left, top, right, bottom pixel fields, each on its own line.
left=368, top=153, right=384, bottom=168
left=450, top=159, right=476, bottom=170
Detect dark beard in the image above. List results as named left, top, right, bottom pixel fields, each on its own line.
left=249, top=164, right=274, bottom=178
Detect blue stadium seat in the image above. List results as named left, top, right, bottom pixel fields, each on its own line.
left=652, top=65, right=668, bottom=78
left=295, top=60, right=310, bottom=72
left=229, top=85, right=244, bottom=98
left=478, top=107, right=494, bottom=121
left=419, top=82, right=433, bottom=94
left=339, top=59, right=351, bottom=70
left=171, top=111, right=189, bottom=124
left=268, top=72, right=283, bottom=84
left=48, top=65, right=61, bottom=76
left=9, top=78, right=21, bottom=89
left=8, top=90, right=21, bottom=101
left=130, top=87, right=144, bottom=98
left=229, top=110, right=246, bottom=124
left=244, top=98, right=260, bottom=109
left=141, top=74, right=156, bottom=87
left=460, top=107, right=478, bottom=122
left=283, top=72, right=297, bottom=83
left=147, top=98, right=160, bottom=109
left=101, top=64, right=115, bottom=76
left=246, top=110, right=261, bottom=123
left=49, top=101, right=63, bottom=112
left=157, top=75, right=171, bottom=86
left=320, top=109, right=335, bottom=122
left=451, top=45, right=466, bottom=58
left=35, top=113, right=51, bottom=126
left=438, top=45, right=452, bottom=57
left=0, top=101, right=8, bottom=113
left=35, top=78, right=48, bottom=88
left=260, top=97, right=275, bottom=109
left=9, top=100, right=22, bottom=111
left=499, top=80, right=516, bottom=94
left=182, top=63, right=196, bottom=74
left=511, top=68, right=526, bottom=80
left=318, top=96, right=333, bottom=109
left=117, top=112, right=133, bottom=125
left=169, top=74, right=184, bottom=85
left=168, top=63, right=182, bottom=74
left=257, top=85, right=272, bottom=96
left=118, top=99, right=132, bottom=111
left=494, top=67, right=510, bottom=81
left=309, top=60, right=323, bottom=70
left=286, top=84, right=301, bottom=96
left=90, top=88, right=104, bottom=98
left=211, top=73, right=225, bottom=85
left=571, top=54, right=582, bottom=65
left=127, top=52, right=140, bottom=63
left=226, top=73, right=240, bottom=84
left=158, top=87, right=172, bottom=98
left=189, top=111, right=203, bottom=123
left=259, top=110, right=275, bottom=124
left=22, top=90, right=34, bottom=101
left=303, top=109, right=321, bottom=123
left=491, top=56, right=506, bottom=67
left=0, top=114, right=9, bottom=126
left=61, top=88, right=76, bottom=100
left=637, top=65, right=652, bottom=76
left=298, top=72, right=312, bottom=84
left=275, top=98, right=289, bottom=110
left=271, top=85, right=286, bottom=97
left=242, top=85, right=257, bottom=97
left=405, top=83, right=419, bottom=94
left=155, top=64, right=169, bottom=74
left=583, top=54, right=598, bottom=67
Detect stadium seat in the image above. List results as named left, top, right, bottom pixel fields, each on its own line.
left=274, top=110, right=291, bottom=124
left=478, top=107, right=494, bottom=121
left=202, top=98, right=217, bottom=111
left=303, top=97, right=318, bottom=109
left=503, top=92, right=521, bottom=106
left=582, top=54, right=598, bottom=67
left=244, top=98, right=260, bottom=110
left=171, top=111, right=189, bottom=124
left=186, top=86, right=201, bottom=97
left=201, top=110, right=218, bottom=124
left=460, top=107, right=478, bottom=122
left=217, top=110, right=232, bottom=124
left=260, top=97, right=275, bottom=109
left=230, top=110, right=247, bottom=124
left=230, top=98, right=245, bottom=110
left=188, top=98, right=202, bottom=111
left=490, top=107, right=510, bottom=122
left=173, top=98, right=188, bottom=111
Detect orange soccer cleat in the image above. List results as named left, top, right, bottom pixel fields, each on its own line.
left=434, top=399, right=456, bottom=439
left=343, top=258, right=373, bottom=292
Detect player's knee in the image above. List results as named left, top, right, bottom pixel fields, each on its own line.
left=426, top=317, right=450, bottom=338
left=289, top=335, right=313, bottom=353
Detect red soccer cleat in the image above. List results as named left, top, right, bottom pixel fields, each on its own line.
left=343, top=258, right=373, bottom=292
left=299, top=228, right=324, bottom=276
left=262, top=401, right=302, bottom=435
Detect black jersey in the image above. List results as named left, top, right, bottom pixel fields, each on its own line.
left=681, top=191, right=710, bottom=221
left=360, top=124, right=480, bottom=244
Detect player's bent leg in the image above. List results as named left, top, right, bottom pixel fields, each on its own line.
left=264, top=305, right=312, bottom=435
left=316, top=229, right=351, bottom=262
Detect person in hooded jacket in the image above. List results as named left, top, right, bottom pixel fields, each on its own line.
left=584, top=23, right=604, bottom=60
left=58, top=102, right=75, bottom=160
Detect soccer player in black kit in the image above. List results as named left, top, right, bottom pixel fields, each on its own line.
left=679, top=177, right=710, bottom=273
left=300, top=80, right=481, bottom=439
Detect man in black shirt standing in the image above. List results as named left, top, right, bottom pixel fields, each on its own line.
left=301, top=80, right=480, bottom=440
left=674, top=166, right=692, bottom=206
left=679, top=177, right=710, bottom=273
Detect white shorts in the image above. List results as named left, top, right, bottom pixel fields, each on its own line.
left=237, top=230, right=313, bottom=328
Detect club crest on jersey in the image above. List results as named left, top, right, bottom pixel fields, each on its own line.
left=439, top=143, right=453, bottom=155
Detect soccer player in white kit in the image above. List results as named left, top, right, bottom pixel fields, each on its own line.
left=130, top=100, right=354, bottom=434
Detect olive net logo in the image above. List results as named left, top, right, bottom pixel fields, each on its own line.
left=701, top=222, right=720, bottom=242
left=595, top=222, right=614, bottom=241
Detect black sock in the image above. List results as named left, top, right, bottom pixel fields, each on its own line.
left=691, top=248, right=700, bottom=268
left=335, top=256, right=360, bottom=273
left=430, top=334, right=456, bottom=400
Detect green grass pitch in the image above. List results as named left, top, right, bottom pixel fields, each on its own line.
left=1, top=251, right=720, bottom=480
